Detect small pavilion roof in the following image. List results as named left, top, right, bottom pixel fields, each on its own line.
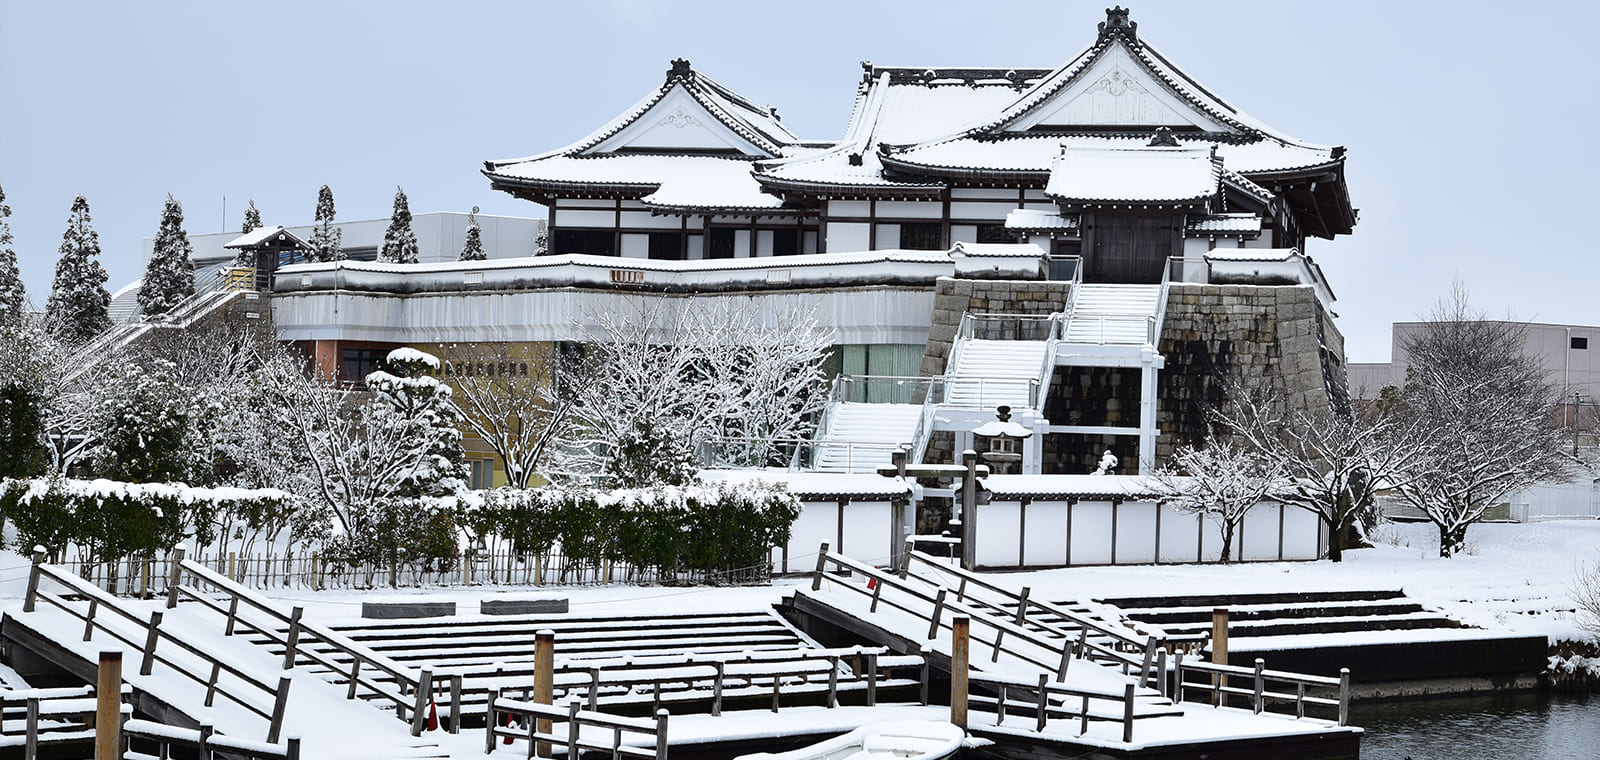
left=1045, top=145, right=1220, bottom=206
left=223, top=226, right=309, bottom=250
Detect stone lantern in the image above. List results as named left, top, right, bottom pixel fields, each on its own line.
left=973, top=405, right=1032, bottom=475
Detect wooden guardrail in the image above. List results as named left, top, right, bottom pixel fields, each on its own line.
left=123, top=718, right=303, bottom=760
left=163, top=548, right=435, bottom=736
left=969, top=673, right=1145, bottom=743
left=487, top=697, right=666, bottom=760
left=1173, top=652, right=1350, bottom=726
left=480, top=647, right=927, bottom=718
left=900, top=548, right=1165, bottom=687
left=22, top=551, right=292, bottom=743
left=0, top=685, right=114, bottom=760
left=812, top=544, right=1137, bottom=691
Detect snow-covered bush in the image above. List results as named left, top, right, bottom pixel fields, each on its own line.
left=90, top=359, right=204, bottom=483
left=471, top=480, right=800, bottom=583
left=323, top=496, right=462, bottom=576
left=0, top=477, right=295, bottom=564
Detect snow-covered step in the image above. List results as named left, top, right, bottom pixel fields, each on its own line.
left=944, top=339, right=1047, bottom=408
left=1060, top=284, right=1163, bottom=345
left=814, top=402, right=922, bottom=472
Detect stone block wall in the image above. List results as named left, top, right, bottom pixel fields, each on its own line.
left=1155, top=284, right=1347, bottom=461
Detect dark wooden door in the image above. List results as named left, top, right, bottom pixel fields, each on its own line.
left=1087, top=213, right=1175, bottom=283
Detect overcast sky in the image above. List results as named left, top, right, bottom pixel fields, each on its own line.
left=2, top=1, right=1595, bottom=362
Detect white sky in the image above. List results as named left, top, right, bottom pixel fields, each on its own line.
left=2, top=0, right=1597, bottom=363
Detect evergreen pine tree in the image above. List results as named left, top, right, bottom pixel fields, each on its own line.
left=535, top=224, right=549, bottom=255
left=43, top=195, right=111, bottom=345
left=241, top=199, right=262, bottom=234
left=459, top=207, right=485, bottom=261
left=138, top=194, right=196, bottom=316
left=379, top=186, right=420, bottom=264
left=0, top=184, right=26, bottom=326
left=308, top=185, right=343, bottom=262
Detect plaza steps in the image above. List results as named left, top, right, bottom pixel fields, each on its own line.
left=813, top=402, right=923, bottom=472
left=1094, top=590, right=1548, bottom=685
left=1058, top=283, right=1162, bottom=345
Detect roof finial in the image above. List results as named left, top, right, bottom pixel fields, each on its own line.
left=1098, top=6, right=1138, bottom=44
left=1148, top=126, right=1178, bottom=147
left=667, top=58, right=693, bottom=81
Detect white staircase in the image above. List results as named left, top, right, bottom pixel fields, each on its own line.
left=813, top=401, right=923, bottom=471
left=1058, top=283, right=1163, bottom=345
left=943, top=339, right=1047, bottom=409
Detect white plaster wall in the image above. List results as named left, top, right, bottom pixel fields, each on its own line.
left=827, top=222, right=870, bottom=252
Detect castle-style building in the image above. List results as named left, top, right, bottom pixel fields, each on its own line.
left=269, top=7, right=1355, bottom=480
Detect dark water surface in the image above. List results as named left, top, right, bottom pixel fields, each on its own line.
left=1349, top=692, right=1600, bottom=760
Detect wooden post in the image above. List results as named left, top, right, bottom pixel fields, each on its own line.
left=205, top=662, right=221, bottom=706
left=199, top=723, right=214, bottom=760
left=228, top=552, right=237, bottom=583
left=826, top=655, right=839, bottom=708
left=346, top=658, right=363, bottom=700
left=1252, top=658, right=1265, bottom=713
left=82, top=598, right=98, bottom=641
left=409, top=669, right=432, bottom=737
left=268, top=676, right=292, bottom=743
left=1212, top=607, right=1229, bottom=700
left=1156, top=647, right=1169, bottom=699
left=23, top=547, right=44, bottom=613
left=960, top=450, right=978, bottom=571
left=283, top=606, right=304, bottom=669
left=1035, top=673, right=1049, bottom=732
left=166, top=548, right=185, bottom=609
left=811, top=542, right=830, bottom=591
left=1122, top=683, right=1136, bottom=743
left=286, top=736, right=302, bottom=760
left=311, top=552, right=322, bottom=591
left=951, top=615, right=969, bottom=729
left=25, top=695, right=40, bottom=759
left=653, top=709, right=669, bottom=760
left=95, top=652, right=121, bottom=760
left=140, top=611, right=162, bottom=676
left=1338, top=668, right=1350, bottom=726
left=534, top=630, right=554, bottom=757
left=1014, top=586, right=1030, bottom=624
left=566, top=702, right=582, bottom=759
left=450, top=673, right=464, bottom=734
left=865, top=653, right=878, bottom=707
left=140, top=556, right=151, bottom=599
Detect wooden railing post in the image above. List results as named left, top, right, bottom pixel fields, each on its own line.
left=1211, top=607, right=1229, bottom=700
left=1139, top=635, right=1158, bottom=688
left=653, top=709, right=669, bottom=760
left=139, top=611, right=163, bottom=676
left=484, top=690, right=498, bottom=754
left=450, top=673, right=464, bottom=734
left=199, top=722, right=215, bottom=760
left=1122, top=683, right=1136, bottom=744
left=1035, top=673, right=1049, bottom=732
left=410, top=669, right=433, bottom=737
left=812, top=542, right=830, bottom=591
left=712, top=661, right=725, bottom=716
left=566, top=702, right=582, bottom=759
left=927, top=589, right=948, bottom=639
left=282, top=606, right=304, bottom=669
left=951, top=615, right=969, bottom=730
left=1338, top=668, right=1350, bottom=726
left=1173, top=651, right=1185, bottom=703
left=535, top=630, right=554, bottom=756
left=346, top=657, right=363, bottom=700
left=865, top=652, right=879, bottom=707
left=286, top=736, right=302, bottom=760
left=23, top=547, right=44, bottom=613
left=267, top=676, right=292, bottom=743
left=1015, top=586, right=1031, bottom=624
left=1252, top=658, right=1265, bottom=713
left=25, top=694, right=40, bottom=759
left=95, top=652, right=121, bottom=760
left=1156, top=647, right=1169, bottom=699
left=165, top=548, right=186, bottom=609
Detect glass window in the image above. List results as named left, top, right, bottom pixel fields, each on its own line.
left=340, top=348, right=389, bottom=383
left=899, top=222, right=943, bottom=250
left=977, top=224, right=1015, bottom=244
left=706, top=228, right=736, bottom=259
left=648, top=232, right=685, bottom=260
left=772, top=229, right=799, bottom=256
left=1573, top=336, right=1589, bottom=350
left=552, top=229, right=615, bottom=256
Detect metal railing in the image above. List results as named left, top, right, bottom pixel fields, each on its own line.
left=959, top=312, right=1056, bottom=341
left=829, top=374, right=936, bottom=405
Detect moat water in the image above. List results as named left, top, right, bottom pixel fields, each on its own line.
left=1349, top=691, right=1600, bottom=759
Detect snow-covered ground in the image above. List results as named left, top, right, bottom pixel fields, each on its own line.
left=1, top=520, right=1596, bottom=758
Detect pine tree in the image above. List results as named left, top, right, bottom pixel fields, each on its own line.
left=138, top=194, right=197, bottom=316
left=459, top=207, right=485, bottom=261
left=308, top=185, right=343, bottom=262
left=43, top=195, right=111, bottom=346
left=0, top=184, right=26, bottom=326
left=241, top=199, right=262, bottom=234
left=379, top=186, right=420, bottom=264
left=535, top=224, right=549, bottom=255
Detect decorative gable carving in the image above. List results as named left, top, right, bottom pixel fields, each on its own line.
left=1005, top=44, right=1233, bottom=133
left=586, top=86, right=772, bottom=156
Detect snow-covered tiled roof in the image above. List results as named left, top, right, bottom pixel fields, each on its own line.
left=1185, top=214, right=1261, bottom=235
left=223, top=226, right=307, bottom=249
left=983, top=474, right=1169, bottom=500
left=489, top=154, right=786, bottom=211
left=883, top=134, right=1334, bottom=178
left=697, top=469, right=913, bottom=499
left=1004, top=208, right=1080, bottom=232
left=1044, top=146, right=1219, bottom=205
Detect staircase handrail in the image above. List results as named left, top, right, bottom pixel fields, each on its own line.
left=1151, top=258, right=1174, bottom=347
left=810, top=544, right=1157, bottom=696
left=1172, top=652, right=1350, bottom=726
left=21, top=552, right=290, bottom=742
left=169, top=551, right=428, bottom=733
